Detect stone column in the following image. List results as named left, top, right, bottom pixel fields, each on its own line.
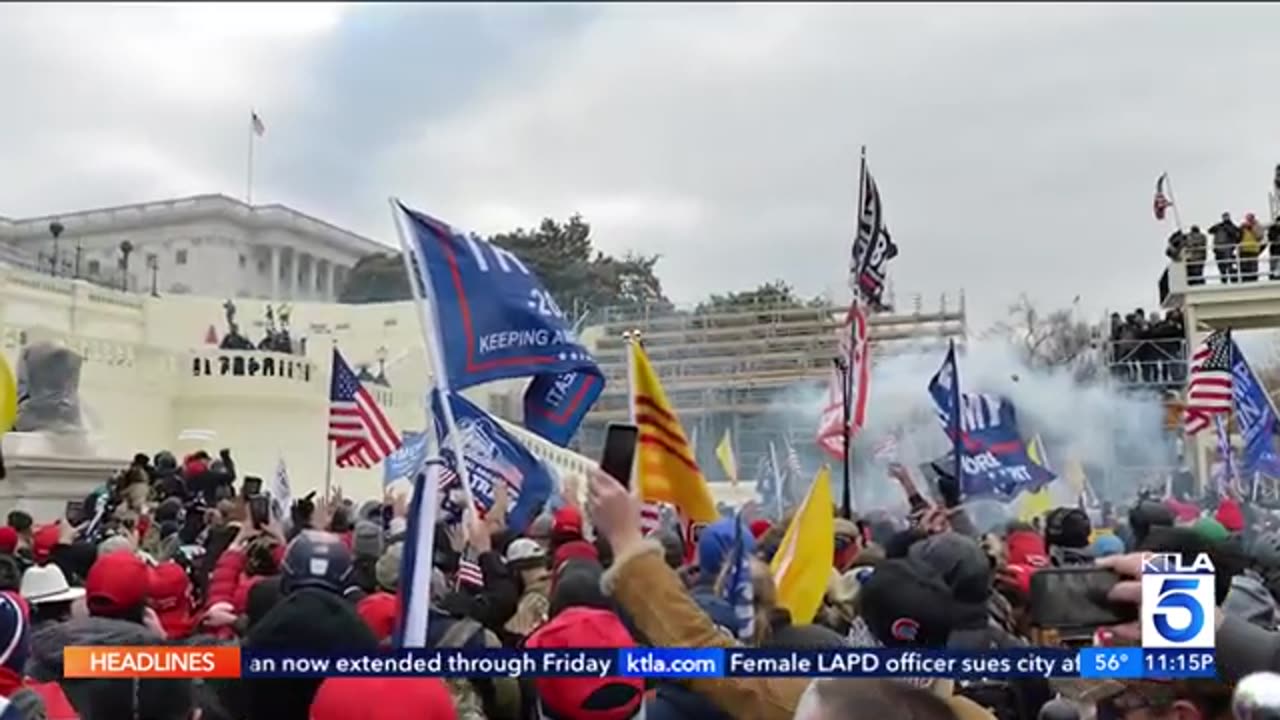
left=329, top=262, right=341, bottom=299
left=269, top=246, right=281, bottom=300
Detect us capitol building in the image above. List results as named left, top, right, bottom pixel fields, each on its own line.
left=0, top=193, right=968, bottom=511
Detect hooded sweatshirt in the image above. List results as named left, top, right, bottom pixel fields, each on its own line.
left=1223, top=569, right=1279, bottom=629
left=27, top=616, right=163, bottom=719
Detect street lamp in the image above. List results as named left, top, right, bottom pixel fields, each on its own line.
left=118, top=240, right=134, bottom=292
left=146, top=254, right=159, bottom=297
left=47, top=221, right=63, bottom=277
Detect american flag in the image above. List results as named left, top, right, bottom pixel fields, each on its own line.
left=328, top=348, right=402, bottom=468
left=1183, top=330, right=1234, bottom=435
left=1153, top=173, right=1172, bottom=221
left=816, top=303, right=871, bottom=459
left=640, top=502, right=663, bottom=535
left=873, top=433, right=899, bottom=462
left=456, top=558, right=484, bottom=588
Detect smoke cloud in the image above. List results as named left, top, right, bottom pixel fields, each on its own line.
left=774, top=337, right=1176, bottom=516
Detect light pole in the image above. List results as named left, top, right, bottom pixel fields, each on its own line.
left=48, top=221, right=63, bottom=277
left=146, top=254, right=159, bottom=297
left=118, top=240, right=134, bottom=292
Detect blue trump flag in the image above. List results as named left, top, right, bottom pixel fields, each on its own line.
left=430, top=389, right=554, bottom=532
left=1229, top=335, right=1280, bottom=480
left=928, top=344, right=1055, bottom=501
left=397, top=203, right=604, bottom=446
left=383, top=431, right=429, bottom=486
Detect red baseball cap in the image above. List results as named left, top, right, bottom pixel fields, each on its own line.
left=525, top=607, right=642, bottom=720
left=32, top=524, right=60, bottom=564
left=552, top=540, right=599, bottom=571
left=147, top=562, right=194, bottom=639
left=310, top=677, right=455, bottom=720
left=85, top=551, right=149, bottom=617
left=553, top=507, right=584, bottom=538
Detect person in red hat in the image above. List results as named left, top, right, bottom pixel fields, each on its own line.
left=310, top=677, right=456, bottom=720
left=84, top=550, right=150, bottom=624
left=525, top=606, right=643, bottom=720
left=355, top=592, right=399, bottom=645
left=550, top=506, right=598, bottom=572
left=147, top=562, right=196, bottom=639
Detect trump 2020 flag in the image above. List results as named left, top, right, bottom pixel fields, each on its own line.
left=928, top=344, right=1055, bottom=501
left=430, top=389, right=554, bottom=532
left=396, top=203, right=603, bottom=446
left=383, top=431, right=429, bottom=486
left=1230, top=336, right=1280, bottom=479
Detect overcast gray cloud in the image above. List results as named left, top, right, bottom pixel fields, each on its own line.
left=4, top=3, right=1280, bottom=326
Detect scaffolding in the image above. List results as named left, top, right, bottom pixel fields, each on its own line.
left=577, top=294, right=968, bottom=479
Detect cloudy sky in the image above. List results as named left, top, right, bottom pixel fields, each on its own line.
left=3, top=3, right=1280, bottom=326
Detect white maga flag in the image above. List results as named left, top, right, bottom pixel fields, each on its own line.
left=271, top=456, right=293, bottom=525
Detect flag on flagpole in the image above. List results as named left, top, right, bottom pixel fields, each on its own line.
left=396, top=460, right=440, bottom=648
left=720, top=510, right=756, bottom=641
left=770, top=466, right=835, bottom=625
left=629, top=341, right=717, bottom=524
left=850, top=157, right=896, bottom=307
left=1015, top=435, right=1052, bottom=522
left=328, top=348, right=402, bottom=468
left=817, top=303, right=870, bottom=460
left=1183, top=330, right=1234, bottom=435
left=716, top=429, right=738, bottom=486
left=251, top=111, right=266, bottom=137
left=1153, top=173, right=1172, bottom=221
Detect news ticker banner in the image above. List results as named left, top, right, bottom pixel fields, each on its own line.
left=64, top=646, right=1216, bottom=681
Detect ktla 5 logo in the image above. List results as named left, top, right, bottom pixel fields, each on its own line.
left=1140, top=553, right=1216, bottom=649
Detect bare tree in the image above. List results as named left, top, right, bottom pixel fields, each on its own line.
left=984, top=294, right=1101, bottom=382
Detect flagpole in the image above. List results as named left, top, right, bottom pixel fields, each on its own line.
left=948, top=339, right=963, bottom=486
left=246, top=112, right=255, bottom=204
left=1163, top=171, right=1185, bottom=232
left=388, top=199, right=479, bottom=520
left=840, top=145, right=867, bottom=520
left=323, top=438, right=333, bottom=500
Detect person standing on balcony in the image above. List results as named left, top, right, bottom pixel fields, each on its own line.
left=1240, top=213, right=1264, bottom=281
left=1183, top=225, right=1207, bottom=285
left=1268, top=221, right=1280, bottom=280
left=1209, top=212, right=1242, bottom=283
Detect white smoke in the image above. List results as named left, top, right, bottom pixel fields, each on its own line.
left=771, top=337, right=1176, bottom=512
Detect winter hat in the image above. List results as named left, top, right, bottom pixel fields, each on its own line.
left=696, top=518, right=753, bottom=580
left=352, top=521, right=382, bottom=561
left=855, top=558, right=954, bottom=647
left=0, top=594, right=29, bottom=677
left=553, top=540, right=599, bottom=571
left=550, top=560, right=610, bottom=618
left=907, top=532, right=992, bottom=604
left=310, top=677, right=456, bottom=720
left=1216, top=498, right=1246, bottom=533
left=85, top=551, right=150, bottom=618
left=1191, top=518, right=1230, bottom=545
left=0, top=529, right=18, bottom=556
left=245, top=576, right=283, bottom=630
left=525, top=607, right=642, bottom=720
left=246, top=588, right=378, bottom=720
left=528, top=514, right=554, bottom=543
left=1005, top=529, right=1049, bottom=568
left=97, top=535, right=132, bottom=557
left=147, top=562, right=195, bottom=639
left=1091, top=534, right=1125, bottom=558
left=375, top=542, right=403, bottom=592
left=355, top=593, right=399, bottom=644
left=1045, top=507, right=1092, bottom=549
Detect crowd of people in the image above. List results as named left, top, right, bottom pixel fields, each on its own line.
left=0, top=447, right=1271, bottom=720
left=1165, top=213, right=1280, bottom=285
left=1108, top=308, right=1186, bottom=386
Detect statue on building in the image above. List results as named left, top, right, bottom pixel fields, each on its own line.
left=218, top=299, right=254, bottom=351
left=257, top=303, right=297, bottom=354
left=13, top=341, right=85, bottom=433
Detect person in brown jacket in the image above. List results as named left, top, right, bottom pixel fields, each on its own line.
left=588, top=468, right=995, bottom=720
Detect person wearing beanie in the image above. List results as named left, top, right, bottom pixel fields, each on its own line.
left=1044, top=507, right=1093, bottom=567
left=0, top=594, right=29, bottom=698
left=1191, top=518, right=1231, bottom=545
left=748, top=519, right=772, bottom=541
left=310, top=677, right=456, bottom=720
left=1090, top=534, right=1125, bottom=559
left=242, top=589, right=378, bottom=720
left=549, top=559, right=611, bottom=618
left=375, top=542, right=402, bottom=594
left=1128, top=499, right=1175, bottom=548
left=355, top=591, right=400, bottom=645
left=350, top=521, right=382, bottom=594
left=833, top=518, right=863, bottom=572
left=1005, top=528, right=1049, bottom=568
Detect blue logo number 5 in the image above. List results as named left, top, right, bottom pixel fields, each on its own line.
left=1154, top=578, right=1205, bottom=643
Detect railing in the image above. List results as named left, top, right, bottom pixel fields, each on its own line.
left=1106, top=338, right=1187, bottom=388
left=1161, top=252, right=1280, bottom=305
left=588, top=292, right=967, bottom=329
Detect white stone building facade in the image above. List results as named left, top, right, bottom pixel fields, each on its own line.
left=0, top=194, right=386, bottom=301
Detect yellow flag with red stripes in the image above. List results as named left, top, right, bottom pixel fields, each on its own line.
left=630, top=342, right=718, bottom=523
